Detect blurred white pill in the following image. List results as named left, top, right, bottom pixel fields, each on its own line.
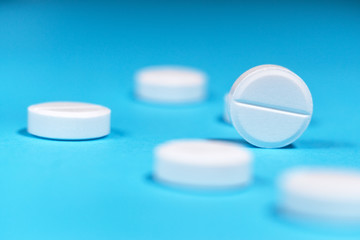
left=135, top=66, right=207, bottom=104
left=229, top=64, right=313, bottom=148
left=154, top=139, right=252, bottom=189
left=28, top=102, right=111, bottom=140
left=278, top=167, right=360, bottom=222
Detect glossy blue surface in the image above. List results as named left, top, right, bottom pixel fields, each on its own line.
left=0, top=1, right=360, bottom=239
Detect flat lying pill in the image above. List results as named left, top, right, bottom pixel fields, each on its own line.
left=229, top=65, right=313, bottom=148
left=28, top=102, right=111, bottom=140
left=154, top=139, right=252, bottom=189
left=223, top=93, right=231, bottom=124
left=278, top=167, right=360, bottom=222
left=135, top=66, right=207, bottom=104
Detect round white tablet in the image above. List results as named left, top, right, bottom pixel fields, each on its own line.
left=28, top=102, right=111, bottom=140
left=154, top=139, right=252, bottom=189
left=229, top=64, right=313, bottom=148
left=278, top=167, right=360, bottom=221
left=135, top=66, right=207, bottom=103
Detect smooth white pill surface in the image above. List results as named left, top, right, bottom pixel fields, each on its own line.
left=154, top=139, right=252, bottom=189
left=135, top=66, right=207, bottom=103
left=28, top=102, right=111, bottom=140
left=278, top=167, right=360, bottom=221
left=229, top=64, right=313, bottom=148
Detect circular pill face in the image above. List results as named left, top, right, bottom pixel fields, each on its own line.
left=229, top=65, right=313, bottom=148
left=28, top=102, right=111, bottom=140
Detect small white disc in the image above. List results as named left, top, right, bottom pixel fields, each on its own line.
left=229, top=64, right=313, bottom=148
left=28, top=102, right=111, bottom=140
left=278, top=167, right=360, bottom=221
left=154, top=139, right=253, bottom=189
left=135, top=66, right=207, bottom=104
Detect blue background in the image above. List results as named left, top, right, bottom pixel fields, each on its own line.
left=0, top=0, right=360, bottom=239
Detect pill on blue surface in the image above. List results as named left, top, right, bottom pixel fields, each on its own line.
left=28, top=102, right=111, bottom=140
left=278, top=167, right=360, bottom=222
left=228, top=64, right=313, bottom=148
left=154, top=139, right=252, bottom=189
left=135, top=66, right=207, bottom=104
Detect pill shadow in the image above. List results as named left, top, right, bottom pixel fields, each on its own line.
left=269, top=204, right=360, bottom=233
left=216, top=114, right=232, bottom=126
left=308, top=118, right=319, bottom=128
left=269, top=204, right=308, bottom=227
left=109, top=128, right=127, bottom=139
left=18, top=128, right=34, bottom=138
left=214, top=138, right=354, bottom=150
left=145, top=173, right=270, bottom=196
left=17, top=127, right=125, bottom=142
left=209, top=138, right=296, bottom=149
left=294, top=139, right=355, bottom=149
left=218, top=138, right=355, bottom=150
left=269, top=204, right=313, bottom=231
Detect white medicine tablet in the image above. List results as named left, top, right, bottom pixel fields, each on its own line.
left=278, top=167, right=360, bottom=222
left=229, top=64, right=313, bottom=148
left=28, top=102, right=111, bottom=140
left=135, top=66, right=207, bottom=103
left=154, top=139, right=252, bottom=189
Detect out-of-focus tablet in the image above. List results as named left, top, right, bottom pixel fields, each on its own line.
left=154, top=139, right=252, bottom=189
left=223, top=93, right=231, bottom=124
left=229, top=64, right=313, bottom=148
left=28, top=102, right=111, bottom=140
left=278, top=167, right=360, bottom=222
left=135, top=66, right=207, bottom=104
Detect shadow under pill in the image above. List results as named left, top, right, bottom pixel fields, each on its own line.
left=268, top=204, right=321, bottom=231
left=209, top=138, right=296, bottom=149
left=308, top=118, right=319, bottom=128
left=145, top=173, right=266, bottom=196
left=216, top=114, right=232, bottom=126
left=268, top=204, right=314, bottom=231
left=253, top=175, right=271, bottom=187
left=17, top=128, right=33, bottom=138
left=294, top=139, right=354, bottom=149
left=214, top=138, right=354, bottom=150
left=109, top=128, right=127, bottom=138
left=269, top=203, right=360, bottom=233
left=208, top=138, right=256, bottom=148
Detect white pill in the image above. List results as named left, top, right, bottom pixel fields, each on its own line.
left=229, top=64, right=313, bottom=148
left=154, top=139, right=252, bottom=189
left=278, top=167, right=360, bottom=221
left=28, top=102, right=111, bottom=140
left=135, top=66, right=207, bottom=104
left=223, top=93, right=231, bottom=124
